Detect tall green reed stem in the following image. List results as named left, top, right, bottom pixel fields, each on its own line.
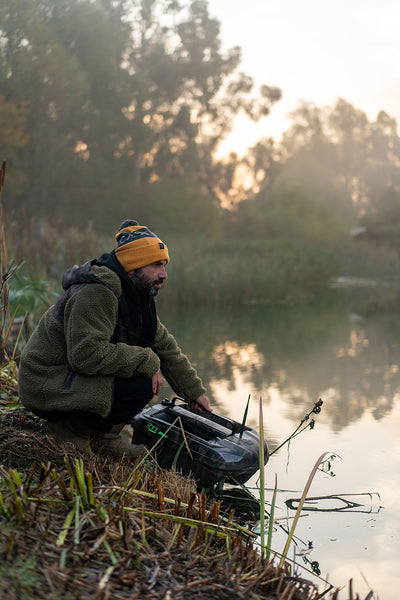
left=279, top=451, right=338, bottom=568
left=266, top=474, right=277, bottom=561
left=0, top=160, right=8, bottom=361
left=258, top=397, right=266, bottom=558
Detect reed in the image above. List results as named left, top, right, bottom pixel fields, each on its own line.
left=266, top=474, right=277, bottom=561
left=270, top=399, right=323, bottom=457
left=279, top=451, right=340, bottom=568
left=0, top=161, right=26, bottom=401
left=249, top=397, right=325, bottom=563
left=0, top=161, right=9, bottom=362
left=258, top=397, right=266, bottom=557
left=162, top=238, right=338, bottom=307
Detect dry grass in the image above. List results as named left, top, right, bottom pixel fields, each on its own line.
left=0, top=406, right=346, bottom=600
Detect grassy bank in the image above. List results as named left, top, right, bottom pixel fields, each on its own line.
left=0, top=378, right=374, bottom=600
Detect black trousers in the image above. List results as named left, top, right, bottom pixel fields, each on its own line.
left=38, top=375, right=154, bottom=433
left=87, top=375, right=154, bottom=432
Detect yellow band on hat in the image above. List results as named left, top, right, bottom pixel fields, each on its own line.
left=115, top=225, right=169, bottom=271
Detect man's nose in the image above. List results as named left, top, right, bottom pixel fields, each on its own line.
left=160, top=266, right=168, bottom=280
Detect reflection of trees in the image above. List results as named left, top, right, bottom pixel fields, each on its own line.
left=158, top=299, right=400, bottom=430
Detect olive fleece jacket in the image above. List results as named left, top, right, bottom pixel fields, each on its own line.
left=18, top=265, right=206, bottom=417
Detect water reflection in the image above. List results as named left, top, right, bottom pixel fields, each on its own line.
left=158, top=298, right=400, bottom=599
left=158, top=299, right=400, bottom=432
left=285, top=493, right=382, bottom=514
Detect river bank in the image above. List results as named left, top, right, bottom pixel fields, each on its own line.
left=0, top=398, right=373, bottom=600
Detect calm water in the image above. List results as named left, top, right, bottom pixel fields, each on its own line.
left=158, top=297, right=400, bottom=600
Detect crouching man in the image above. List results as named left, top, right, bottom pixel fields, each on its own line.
left=18, top=220, right=211, bottom=456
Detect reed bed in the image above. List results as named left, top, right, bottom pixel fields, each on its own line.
left=0, top=403, right=373, bottom=600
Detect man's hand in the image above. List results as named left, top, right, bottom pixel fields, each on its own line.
left=189, top=394, right=212, bottom=413
left=151, top=369, right=163, bottom=396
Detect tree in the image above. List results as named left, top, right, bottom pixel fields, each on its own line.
left=119, top=0, right=281, bottom=194
left=228, top=184, right=346, bottom=248
left=141, top=175, right=221, bottom=238
left=238, top=98, right=400, bottom=232
left=278, top=99, right=400, bottom=212
left=364, top=110, right=400, bottom=201
left=0, top=0, right=91, bottom=217
left=0, top=0, right=281, bottom=229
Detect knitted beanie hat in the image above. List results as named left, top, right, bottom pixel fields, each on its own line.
left=114, top=220, right=169, bottom=272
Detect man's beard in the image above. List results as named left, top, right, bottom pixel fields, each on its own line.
left=130, top=270, right=164, bottom=297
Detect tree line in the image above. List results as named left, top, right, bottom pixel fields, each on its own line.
left=2, top=0, right=400, bottom=305
left=0, top=0, right=280, bottom=223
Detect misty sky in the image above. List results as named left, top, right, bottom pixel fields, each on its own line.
left=208, top=0, right=400, bottom=154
